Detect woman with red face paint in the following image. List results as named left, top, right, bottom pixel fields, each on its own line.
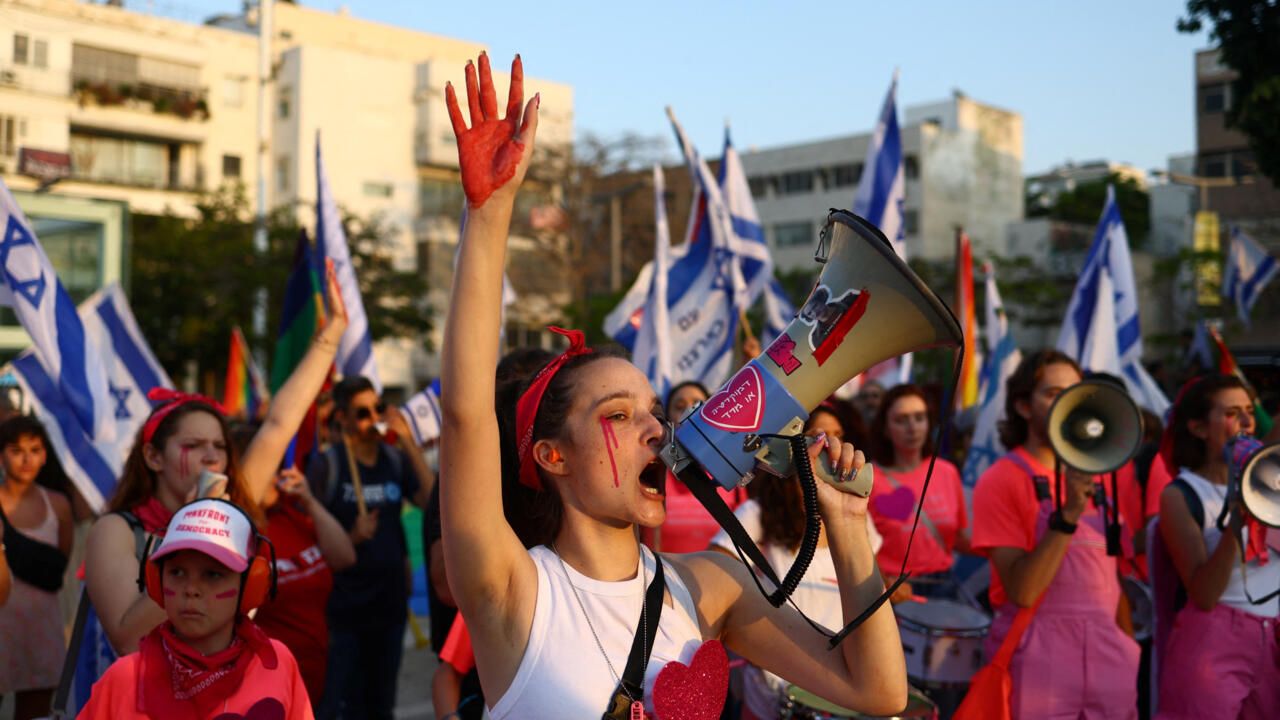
left=79, top=263, right=348, bottom=691
left=439, top=53, right=906, bottom=719
left=1155, top=374, right=1280, bottom=719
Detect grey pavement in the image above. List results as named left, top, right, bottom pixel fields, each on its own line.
left=395, top=627, right=440, bottom=720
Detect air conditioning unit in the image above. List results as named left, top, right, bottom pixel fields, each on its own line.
left=0, top=70, right=17, bottom=85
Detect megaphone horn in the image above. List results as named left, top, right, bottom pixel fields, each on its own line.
left=1046, top=380, right=1143, bottom=475
left=1239, top=442, right=1280, bottom=529
left=669, top=209, right=963, bottom=494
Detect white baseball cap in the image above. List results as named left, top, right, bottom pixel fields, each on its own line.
left=152, top=499, right=254, bottom=572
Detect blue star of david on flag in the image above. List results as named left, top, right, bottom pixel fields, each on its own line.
left=1, top=215, right=48, bottom=308
left=108, top=383, right=132, bottom=420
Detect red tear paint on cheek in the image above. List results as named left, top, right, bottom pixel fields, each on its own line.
left=214, top=589, right=238, bottom=599
left=179, top=446, right=190, bottom=481
left=600, top=417, right=621, bottom=488
left=163, top=589, right=176, bottom=597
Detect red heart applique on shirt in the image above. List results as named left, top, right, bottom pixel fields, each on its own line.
left=212, top=698, right=286, bottom=720
left=872, top=484, right=916, bottom=521
left=652, top=639, right=729, bottom=720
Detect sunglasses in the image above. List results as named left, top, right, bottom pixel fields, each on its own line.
left=353, top=403, right=387, bottom=421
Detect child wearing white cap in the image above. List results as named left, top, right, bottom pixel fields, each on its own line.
left=79, top=499, right=312, bottom=719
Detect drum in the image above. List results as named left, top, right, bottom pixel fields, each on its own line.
left=894, top=599, right=990, bottom=686
left=780, top=685, right=938, bottom=719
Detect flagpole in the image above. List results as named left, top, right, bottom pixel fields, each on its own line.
left=252, top=0, right=273, bottom=358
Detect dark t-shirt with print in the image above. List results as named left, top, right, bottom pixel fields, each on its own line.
left=308, top=442, right=419, bottom=629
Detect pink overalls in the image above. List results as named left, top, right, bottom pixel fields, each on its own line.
left=986, top=475, right=1140, bottom=720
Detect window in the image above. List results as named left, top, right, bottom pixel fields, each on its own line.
left=773, top=221, right=813, bottom=248
left=13, top=34, right=28, bottom=65
left=830, top=163, right=860, bottom=188
left=33, top=40, right=47, bottom=69
left=68, top=131, right=170, bottom=187
left=419, top=178, right=464, bottom=218
left=277, top=86, right=291, bottom=119
left=1203, top=83, right=1227, bottom=113
left=222, top=154, right=241, bottom=179
left=904, top=155, right=920, bottom=180
left=1232, top=152, right=1256, bottom=178
left=363, top=181, right=393, bottom=198
left=779, top=170, right=814, bottom=195
left=276, top=154, right=290, bottom=192
left=903, top=209, right=919, bottom=235
left=0, top=116, right=16, bottom=157
left=748, top=176, right=768, bottom=199
left=1201, top=154, right=1227, bottom=178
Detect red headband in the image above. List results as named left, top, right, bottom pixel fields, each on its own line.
left=142, top=388, right=228, bottom=445
left=515, top=327, right=594, bottom=490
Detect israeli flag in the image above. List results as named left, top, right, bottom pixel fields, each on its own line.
left=401, top=378, right=443, bottom=446
left=316, top=134, right=380, bottom=391
left=1223, top=225, right=1277, bottom=327
left=604, top=122, right=771, bottom=359
left=762, top=277, right=796, bottom=346
left=851, top=72, right=910, bottom=384
left=0, top=179, right=114, bottom=443
left=852, top=71, right=906, bottom=260
left=720, top=128, right=773, bottom=306
left=604, top=109, right=744, bottom=389
left=1056, top=186, right=1169, bottom=415
left=962, top=263, right=1022, bottom=488
left=632, top=165, right=674, bottom=396
left=13, top=283, right=172, bottom=510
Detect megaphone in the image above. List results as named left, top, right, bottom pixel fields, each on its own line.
left=1226, top=437, right=1280, bottom=529
left=1045, top=380, right=1142, bottom=556
left=665, top=209, right=962, bottom=494
left=660, top=209, right=962, bottom=626
left=1047, top=380, right=1143, bottom=475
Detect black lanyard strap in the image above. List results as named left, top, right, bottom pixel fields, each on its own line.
left=603, top=554, right=666, bottom=720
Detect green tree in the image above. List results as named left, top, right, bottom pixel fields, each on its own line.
left=1179, top=0, right=1280, bottom=185
left=1027, top=173, right=1150, bottom=246
left=130, top=186, right=430, bottom=387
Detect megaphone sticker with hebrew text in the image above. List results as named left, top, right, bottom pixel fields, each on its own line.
left=700, top=365, right=767, bottom=432
left=797, top=284, right=872, bottom=365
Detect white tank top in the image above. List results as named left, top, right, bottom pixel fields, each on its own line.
left=488, top=545, right=706, bottom=719
left=1178, top=468, right=1280, bottom=617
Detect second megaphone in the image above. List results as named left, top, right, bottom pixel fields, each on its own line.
left=664, top=209, right=962, bottom=495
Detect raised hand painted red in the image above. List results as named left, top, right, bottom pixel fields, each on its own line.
left=445, top=53, right=533, bottom=207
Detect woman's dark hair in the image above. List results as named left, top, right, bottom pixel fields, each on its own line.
left=869, top=384, right=936, bottom=467
left=110, top=401, right=263, bottom=525
left=754, top=396, right=860, bottom=551
left=664, top=380, right=710, bottom=418
left=997, top=349, right=1081, bottom=450
left=1170, top=373, right=1248, bottom=471
left=0, top=414, right=49, bottom=450
left=496, top=345, right=626, bottom=548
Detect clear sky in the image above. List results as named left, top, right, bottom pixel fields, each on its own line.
left=148, top=0, right=1212, bottom=175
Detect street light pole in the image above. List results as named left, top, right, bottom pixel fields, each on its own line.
left=253, top=0, right=273, bottom=357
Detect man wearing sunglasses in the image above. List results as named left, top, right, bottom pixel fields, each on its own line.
left=307, top=375, right=434, bottom=720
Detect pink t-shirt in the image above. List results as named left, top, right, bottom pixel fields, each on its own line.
left=971, top=448, right=1141, bottom=606
left=77, top=638, right=311, bottom=720
left=868, top=458, right=967, bottom=577
left=641, top=471, right=746, bottom=553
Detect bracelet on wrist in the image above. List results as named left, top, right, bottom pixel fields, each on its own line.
left=1049, top=509, right=1078, bottom=535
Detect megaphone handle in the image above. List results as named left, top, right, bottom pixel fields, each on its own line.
left=1105, top=471, right=1122, bottom=557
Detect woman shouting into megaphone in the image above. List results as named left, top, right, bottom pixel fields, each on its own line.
left=437, top=53, right=907, bottom=720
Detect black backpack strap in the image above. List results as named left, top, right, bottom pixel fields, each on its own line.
left=602, top=551, right=666, bottom=720
left=1170, top=477, right=1205, bottom=530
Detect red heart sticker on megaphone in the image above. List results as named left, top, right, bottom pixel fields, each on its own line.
left=700, top=365, right=766, bottom=433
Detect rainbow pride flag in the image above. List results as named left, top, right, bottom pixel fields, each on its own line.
left=223, top=326, right=270, bottom=421
left=270, top=228, right=329, bottom=465
left=956, top=231, right=980, bottom=409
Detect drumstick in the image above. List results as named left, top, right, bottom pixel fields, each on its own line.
left=342, top=433, right=369, bottom=517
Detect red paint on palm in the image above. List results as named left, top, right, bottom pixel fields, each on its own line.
left=446, top=53, right=528, bottom=207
